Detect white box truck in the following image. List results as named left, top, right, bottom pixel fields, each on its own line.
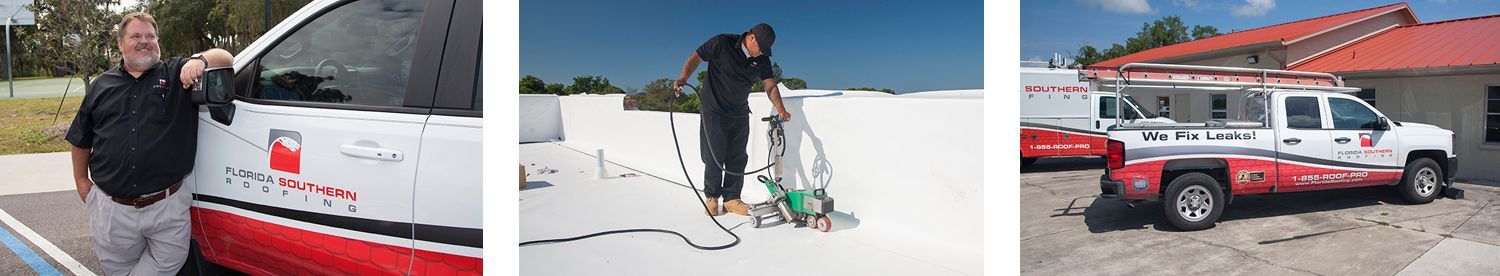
left=1020, top=66, right=1173, bottom=166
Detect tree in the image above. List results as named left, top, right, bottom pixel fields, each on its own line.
left=846, top=87, right=895, bottom=94
left=636, top=78, right=675, bottom=112
left=28, top=0, right=120, bottom=78
left=1191, top=25, right=1221, bottom=40
left=519, top=75, right=546, bottom=94
left=629, top=78, right=700, bottom=113
left=781, top=78, right=807, bottom=90
left=545, top=83, right=565, bottom=95
left=564, top=75, right=622, bottom=95
left=1072, top=16, right=1221, bottom=66
left=750, top=62, right=784, bottom=92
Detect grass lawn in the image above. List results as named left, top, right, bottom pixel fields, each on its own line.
left=0, top=96, right=83, bottom=155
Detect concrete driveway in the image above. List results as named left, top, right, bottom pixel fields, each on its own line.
left=1021, top=157, right=1500, bottom=275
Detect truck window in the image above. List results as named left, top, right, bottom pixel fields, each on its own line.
left=251, top=0, right=427, bottom=108
left=1244, top=92, right=1268, bottom=123
left=1124, top=96, right=1155, bottom=119
left=1099, top=96, right=1118, bottom=119
left=1329, top=98, right=1380, bottom=129
left=1285, top=96, right=1322, bottom=129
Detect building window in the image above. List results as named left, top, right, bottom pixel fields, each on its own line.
left=1212, top=94, right=1227, bottom=119
left=1488, top=86, right=1500, bottom=143
left=1157, top=96, right=1171, bottom=118
left=1357, top=88, right=1376, bottom=108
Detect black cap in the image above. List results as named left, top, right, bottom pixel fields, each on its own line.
left=749, top=23, right=775, bottom=57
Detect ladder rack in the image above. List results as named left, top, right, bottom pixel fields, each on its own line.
left=1081, top=63, right=1360, bottom=93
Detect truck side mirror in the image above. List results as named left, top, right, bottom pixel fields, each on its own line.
left=191, top=67, right=235, bottom=107
left=1375, top=117, right=1391, bottom=131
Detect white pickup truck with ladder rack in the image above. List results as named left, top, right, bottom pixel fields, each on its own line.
left=1088, top=63, right=1458, bottom=231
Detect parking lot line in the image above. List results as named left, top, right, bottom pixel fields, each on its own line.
left=0, top=216, right=60, bottom=275
left=0, top=208, right=95, bottom=276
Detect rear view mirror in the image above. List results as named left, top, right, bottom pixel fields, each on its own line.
left=1375, top=117, right=1391, bottom=131
left=192, top=66, right=235, bottom=107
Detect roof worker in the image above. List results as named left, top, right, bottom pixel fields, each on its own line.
left=65, top=12, right=234, bottom=275
left=673, top=23, right=793, bottom=216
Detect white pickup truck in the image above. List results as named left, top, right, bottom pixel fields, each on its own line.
left=1089, top=64, right=1457, bottom=231
left=187, top=0, right=482, bottom=274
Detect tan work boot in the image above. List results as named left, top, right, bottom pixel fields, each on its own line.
left=704, top=198, right=721, bottom=216
left=723, top=199, right=751, bottom=216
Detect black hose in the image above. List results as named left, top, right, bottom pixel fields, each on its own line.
left=519, top=84, right=742, bottom=250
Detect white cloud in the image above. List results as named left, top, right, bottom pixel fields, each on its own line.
left=1172, top=0, right=1202, bottom=10
left=1231, top=0, right=1276, bottom=17
left=1078, top=0, right=1154, bottom=14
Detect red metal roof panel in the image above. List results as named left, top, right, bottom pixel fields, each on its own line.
left=1289, top=13, right=1500, bottom=73
left=1093, top=2, right=1412, bottom=67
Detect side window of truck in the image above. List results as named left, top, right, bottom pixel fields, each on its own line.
left=1285, top=96, right=1322, bottom=129
left=1099, top=96, right=1117, bottom=119
left=1328, top=98, right=1380, bottom=129
left=250, top=0, right=427, bottom=108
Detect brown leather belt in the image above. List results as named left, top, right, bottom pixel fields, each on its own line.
left=111, top=182, right=183, bottom=209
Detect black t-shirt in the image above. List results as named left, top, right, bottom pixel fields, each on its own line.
left=66, top=58, right=198, bottom=198
left=696, top=34, right=774, bottom=115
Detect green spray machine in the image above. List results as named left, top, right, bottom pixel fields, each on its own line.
left=747, top=116, right=836, bottom=232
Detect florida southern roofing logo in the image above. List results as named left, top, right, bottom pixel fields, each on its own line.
left=269, top=129, right=302, bottom=174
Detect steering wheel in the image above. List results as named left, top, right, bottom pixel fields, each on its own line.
left=315, top=58, right=347, bottom=81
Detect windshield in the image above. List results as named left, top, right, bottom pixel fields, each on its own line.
left=1123, top=96, right=1157, bottom=118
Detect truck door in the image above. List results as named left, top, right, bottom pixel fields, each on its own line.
left=1325, top=97, right=1403, bottom=186
left=191, top=0, right=438, bottom=273
left=409, top=0, right=484, bottom=272
left=1275, top=95, right=1335, bottom=192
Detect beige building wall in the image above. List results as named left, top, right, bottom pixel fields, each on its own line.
left=1177, top=49, right=1287, bottom=69
left=1346, top=73, right=1500, bottom=182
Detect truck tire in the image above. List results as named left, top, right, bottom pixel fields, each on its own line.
left=1021, top=157, right=1038, bottom=167
left=1163, top=172, right=1224, bottom=231
left=1398, top=158, right=1442, bottom=204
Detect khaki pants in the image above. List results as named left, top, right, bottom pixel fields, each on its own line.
left=87, top=184, right=191, bottom=276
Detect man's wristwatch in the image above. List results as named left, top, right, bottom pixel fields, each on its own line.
left=190, top=53, right=207, bottom=67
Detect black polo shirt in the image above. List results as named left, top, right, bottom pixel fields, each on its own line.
left=696, top=34, right=775, bottom=115
left=66, top=58, right=198, bottom=199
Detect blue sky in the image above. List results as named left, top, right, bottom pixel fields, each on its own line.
left=1022, top=0, right=1500, bottom=62
left=521, top=0, right=981, bottom=94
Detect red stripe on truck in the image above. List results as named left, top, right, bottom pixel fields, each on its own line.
left=1107, top=156, right=1400, bottom=199
left=1020, top=127, right=1108, bottom=158
left=191, top=207, right=482, bottom=275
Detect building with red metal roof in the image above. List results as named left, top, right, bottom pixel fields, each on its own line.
left=1081, top=2, right=1500, bottom=181
left=1092, top=2, right=1417, bottom=68
left=1288, top=14, right=1500, bottom=75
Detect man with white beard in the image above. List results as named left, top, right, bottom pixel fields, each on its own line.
left=64, top=11, right=233, bottom=275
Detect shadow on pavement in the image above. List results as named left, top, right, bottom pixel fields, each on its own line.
left=1021, top=157, right=1104, bottom=173
left=1079, top=185, right=1408, bottom=233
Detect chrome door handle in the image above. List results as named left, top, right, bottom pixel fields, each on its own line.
left=339, top=144, right=404, bottom=161
left=1283, top=138, right=1302, bottom=145
left=1334, top=137, right=1352, bottom=144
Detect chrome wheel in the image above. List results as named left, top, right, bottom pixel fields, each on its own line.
left=1416, top=167, right=1438, bottom=197
left=1176, top=185, right=1213, bottom=222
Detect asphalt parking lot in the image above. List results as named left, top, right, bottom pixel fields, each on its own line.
left=0, top=190, right=103, bottom=275
left=1020, top=157, right=1500, bottom=275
